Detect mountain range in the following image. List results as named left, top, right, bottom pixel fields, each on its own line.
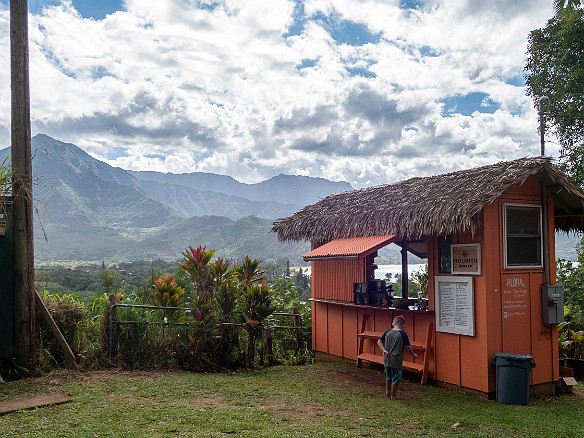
left=0, top=134, right=579, bottom=264
left=1, top=134, right=352, bottom=264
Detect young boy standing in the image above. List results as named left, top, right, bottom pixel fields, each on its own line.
left=377, top=315, right=417, bottom=399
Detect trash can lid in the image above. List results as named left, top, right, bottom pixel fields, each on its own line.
left=493, top=352, right=536, bottom=367
left=494, top=352, right=533, bottom=360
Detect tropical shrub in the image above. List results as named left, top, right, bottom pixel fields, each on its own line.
left=556, top=256, right=584, bottom=359
left=34, top=248, right=311, bottom=372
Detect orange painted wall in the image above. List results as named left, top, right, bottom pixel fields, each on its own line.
left=427, top=176, right=558, bottom=393
left=314, top=301, right=328, bottom=352
left=327, top=305, right=344, bottom=357
left=312, top=258, right=365, bottom=300
left=342, top=308, right=358, bottom=359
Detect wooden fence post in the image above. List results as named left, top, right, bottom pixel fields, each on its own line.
left=293, top=308, right=302, bottom=350
left=265, top=325, right=273, bottom=365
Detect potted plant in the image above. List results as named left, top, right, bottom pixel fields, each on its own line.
left=411, top=265, right=429, bottom=310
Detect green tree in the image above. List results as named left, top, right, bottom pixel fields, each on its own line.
left=385, top=273, right=419, bottom=297
left=557, top=258, right=584, bottom=322
left=525, top=6, right=584, bottom=182
left=234, top=256, right=266, bottom=288
left=554, top=0, right=583, bottom=14
left=100, top=265, right=120, bottom=296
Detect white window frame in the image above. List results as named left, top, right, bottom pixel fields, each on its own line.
left=503, top=203, right=543, bottom=269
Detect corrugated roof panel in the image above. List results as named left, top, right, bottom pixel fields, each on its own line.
left=303, top=235, right=397, bottom=260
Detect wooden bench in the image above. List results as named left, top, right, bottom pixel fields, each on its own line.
left=356, top=315, right=433, bottom=385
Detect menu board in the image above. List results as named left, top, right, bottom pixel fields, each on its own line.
left=435, top=276, right=475, bottom=336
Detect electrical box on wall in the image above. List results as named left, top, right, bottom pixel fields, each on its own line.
left=541, top=285, right=565, bottom=324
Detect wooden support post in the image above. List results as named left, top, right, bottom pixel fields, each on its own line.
left=401, top=240, right=409, bottom=299
left=10, top=0, right=36, bottom=369
left=265, top=326, right=273, bottom=365
left=35, top=291, right=77, bottom=368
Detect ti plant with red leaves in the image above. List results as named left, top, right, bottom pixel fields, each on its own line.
left=151, top=275, right=186, bottom=307
left=178, top=245, right=277, bottom=369
left=150, top=274, right=186, bottom=319
left=180, top=245, right=216, bottom=318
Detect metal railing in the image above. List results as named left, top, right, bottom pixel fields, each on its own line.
left=107, top=304, right=308, bottom=360
left=108, top=303, right=188, bottom=357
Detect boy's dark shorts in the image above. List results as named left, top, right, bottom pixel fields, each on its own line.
left=385, top=366, right=403, bottom=384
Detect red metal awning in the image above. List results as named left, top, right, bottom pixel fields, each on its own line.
left=303, top=235, right=398, bottom=261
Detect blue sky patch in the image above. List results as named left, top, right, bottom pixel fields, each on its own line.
left=506, top=75, right=526, bottom=87
left=40, top=47, right=77, bottom=78
left=441, top=92, right=499, bottom=116
left=72, top=0, right=122, bottom=19
left=106, top=147, right=128, bottom=160
left=285, top=0, right=306, bottom=37
left=93, top=66, right=113, bottom=80
left=314, top=12, right=381, bottom=46
left=19, top=1, right=123, bottom=19
left=196, top=1, right=221, bottom=12
left=345, top=67, right=376, bottom=78
left=400, top=0, right=424, bottom=10
left=296, top=59, right=317, bottom=70
left=419, top=45, right=440, bottom=57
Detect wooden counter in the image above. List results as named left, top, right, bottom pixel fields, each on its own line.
left=310, top=298, right=436, bottom=381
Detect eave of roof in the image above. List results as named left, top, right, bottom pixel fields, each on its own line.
left=303, top=235, right=397, bottom=260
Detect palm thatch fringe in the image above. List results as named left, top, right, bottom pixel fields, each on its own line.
left=272, top=157, right=584, bottom=242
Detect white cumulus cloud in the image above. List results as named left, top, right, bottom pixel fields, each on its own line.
left=0, top=0, right=557, bottom=187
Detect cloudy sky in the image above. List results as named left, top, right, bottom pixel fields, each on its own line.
left=0, top=0, right=558, bottom=188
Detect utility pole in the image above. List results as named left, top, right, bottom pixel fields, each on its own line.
left=539, top=96, right=549, bottom=156
left=539, top=96, right=550, bottom=285
left=10, top=0, right=36, bottom=369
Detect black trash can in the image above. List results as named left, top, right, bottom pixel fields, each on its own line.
left=493, top=353, right=536, bottom=405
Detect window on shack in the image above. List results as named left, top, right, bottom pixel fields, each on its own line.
left=503, top=204, right=542, bottom=269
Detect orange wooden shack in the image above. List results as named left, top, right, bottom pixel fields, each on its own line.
left=273, top=157, right=584, bottom=396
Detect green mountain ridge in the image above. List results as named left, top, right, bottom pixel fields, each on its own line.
left=2, top=135, right=336, bottom=263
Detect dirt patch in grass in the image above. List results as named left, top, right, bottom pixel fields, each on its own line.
left=103, top=388, right=225, bottom=409
left=267, top=401, right=346, bottom=420
left=331, top=365, right=427, bottom=399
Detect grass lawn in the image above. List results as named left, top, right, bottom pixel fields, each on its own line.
left=0, top=362, right=582, bottom=437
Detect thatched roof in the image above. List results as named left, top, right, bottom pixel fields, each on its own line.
left=273, top=157, right=584, bottom=242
